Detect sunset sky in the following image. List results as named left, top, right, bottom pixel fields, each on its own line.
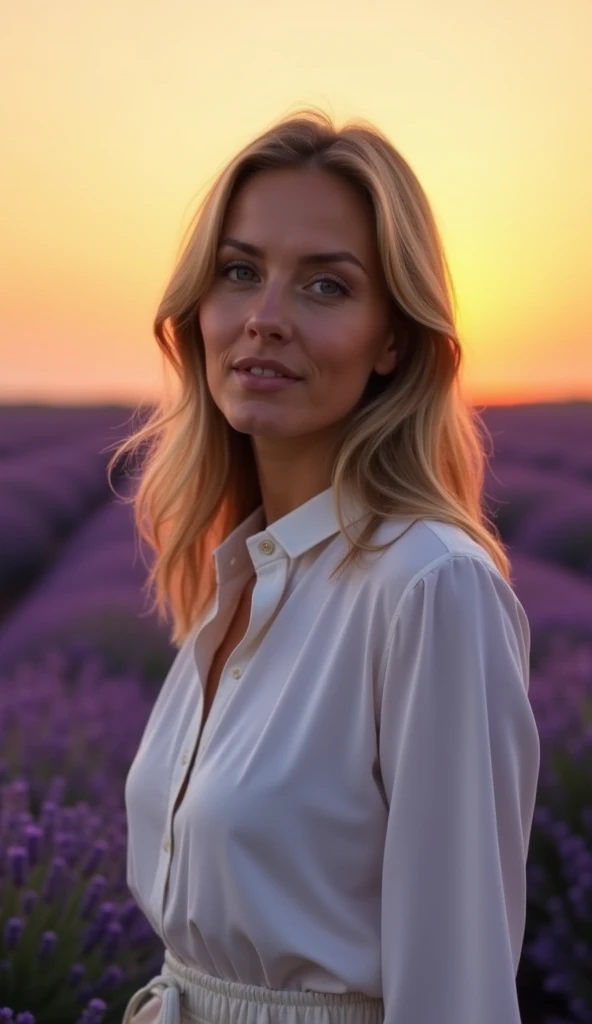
left=1, top=0, right=590, bottom=407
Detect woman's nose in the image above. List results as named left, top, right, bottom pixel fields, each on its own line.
left=245, top=289, right=293, bottom=341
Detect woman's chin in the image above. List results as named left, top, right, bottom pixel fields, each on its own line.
left=234, top=424, right=292, bottom=440
left=227, top=411, right=299, bottom=439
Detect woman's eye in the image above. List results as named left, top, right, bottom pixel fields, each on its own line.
left=222, top=262, right=256, bottom=283
left=310, top=277, right=349, bottom=297
left=220, top=262, right=349, bottom=297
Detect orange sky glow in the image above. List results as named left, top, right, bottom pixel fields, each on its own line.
left=1, top=0, right=590, bottom=407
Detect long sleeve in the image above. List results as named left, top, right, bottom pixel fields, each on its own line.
left=377, top=554, right=540, bottom=1024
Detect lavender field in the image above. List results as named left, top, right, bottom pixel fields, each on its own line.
left=1, top=400, right=592, bottom=1024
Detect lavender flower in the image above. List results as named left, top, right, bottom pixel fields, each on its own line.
left=67, top=963, right=86, bottom=987
left=82, top=838, right=109, bottom=878
left=74, top=998, right=107, bottom=1024
left=20, top=890, right=37, bottom=915
left=80, top=874, right=107, bottom=920
left=23, top=825, right=42, bottom=866
left=7, top=847, right=26, bottom=887
left=518, top=638, right=592, bottom=1022
left=0, top=648, right=164, bottom=1021
left=4, top=918, right=23, bottom=950
left=38, top=931, right=57, bottom=960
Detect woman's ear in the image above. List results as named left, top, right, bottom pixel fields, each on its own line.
left=373, top=330, right=399, bottom=377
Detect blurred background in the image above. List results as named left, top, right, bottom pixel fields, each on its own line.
left=0, top=2, right=591, bottom=1019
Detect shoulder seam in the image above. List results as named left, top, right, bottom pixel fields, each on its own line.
left=377, top=552, right=503, bottom=684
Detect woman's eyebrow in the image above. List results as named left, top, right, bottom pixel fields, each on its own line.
left=218, top=237, right=368, bottom=276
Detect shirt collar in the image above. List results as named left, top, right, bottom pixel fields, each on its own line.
left=212, top=485, right=368, bottom=585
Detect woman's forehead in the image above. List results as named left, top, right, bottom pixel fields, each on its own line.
left=222, top=168, right=378, bottom=261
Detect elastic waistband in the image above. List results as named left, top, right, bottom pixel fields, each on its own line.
left=122, top=947, right=385, bottom=1024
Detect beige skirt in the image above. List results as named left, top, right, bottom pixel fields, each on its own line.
left=122, top=947, right=385, bottom=1024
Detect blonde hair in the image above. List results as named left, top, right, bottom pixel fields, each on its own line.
left=107, top=106, right=511, bottom=647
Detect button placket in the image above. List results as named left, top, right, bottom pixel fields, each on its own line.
left=227, top=541, right=275, bottom=681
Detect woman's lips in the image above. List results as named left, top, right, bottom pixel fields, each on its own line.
left=233, top=369, right=303, bottom=392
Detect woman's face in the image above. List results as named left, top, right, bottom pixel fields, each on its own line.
left=199, top=166, right=398, bottom=447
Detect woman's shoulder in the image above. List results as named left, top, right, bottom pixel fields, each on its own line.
left=359, top=514, right=501, bottom=613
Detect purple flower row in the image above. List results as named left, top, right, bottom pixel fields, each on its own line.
left=0, top=648, right=164, bottom=1022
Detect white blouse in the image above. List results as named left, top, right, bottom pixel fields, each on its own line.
left=124, top=485, right=540, bottom=1024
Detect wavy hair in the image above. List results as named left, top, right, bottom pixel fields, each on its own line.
left=107, top=106, right=511, bottom=647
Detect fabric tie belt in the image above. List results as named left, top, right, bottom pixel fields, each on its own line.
left=121, top=970, right=181, bottom=1024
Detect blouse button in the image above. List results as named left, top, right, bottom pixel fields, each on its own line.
left=163, top=837, right=171, bottom=853
left=181, top=751, right=189, bottom=765
left=231, top=666, right=242, bottom=679
left=258, top=539, right=275, bottom=555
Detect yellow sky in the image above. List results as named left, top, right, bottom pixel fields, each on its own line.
left=1, top=0, right=590, bottom=406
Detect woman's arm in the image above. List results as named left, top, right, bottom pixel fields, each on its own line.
left=377, top=555, right=540, bottom=1024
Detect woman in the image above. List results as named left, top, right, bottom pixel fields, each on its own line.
left=111, top=108, right=540, bottom=1024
